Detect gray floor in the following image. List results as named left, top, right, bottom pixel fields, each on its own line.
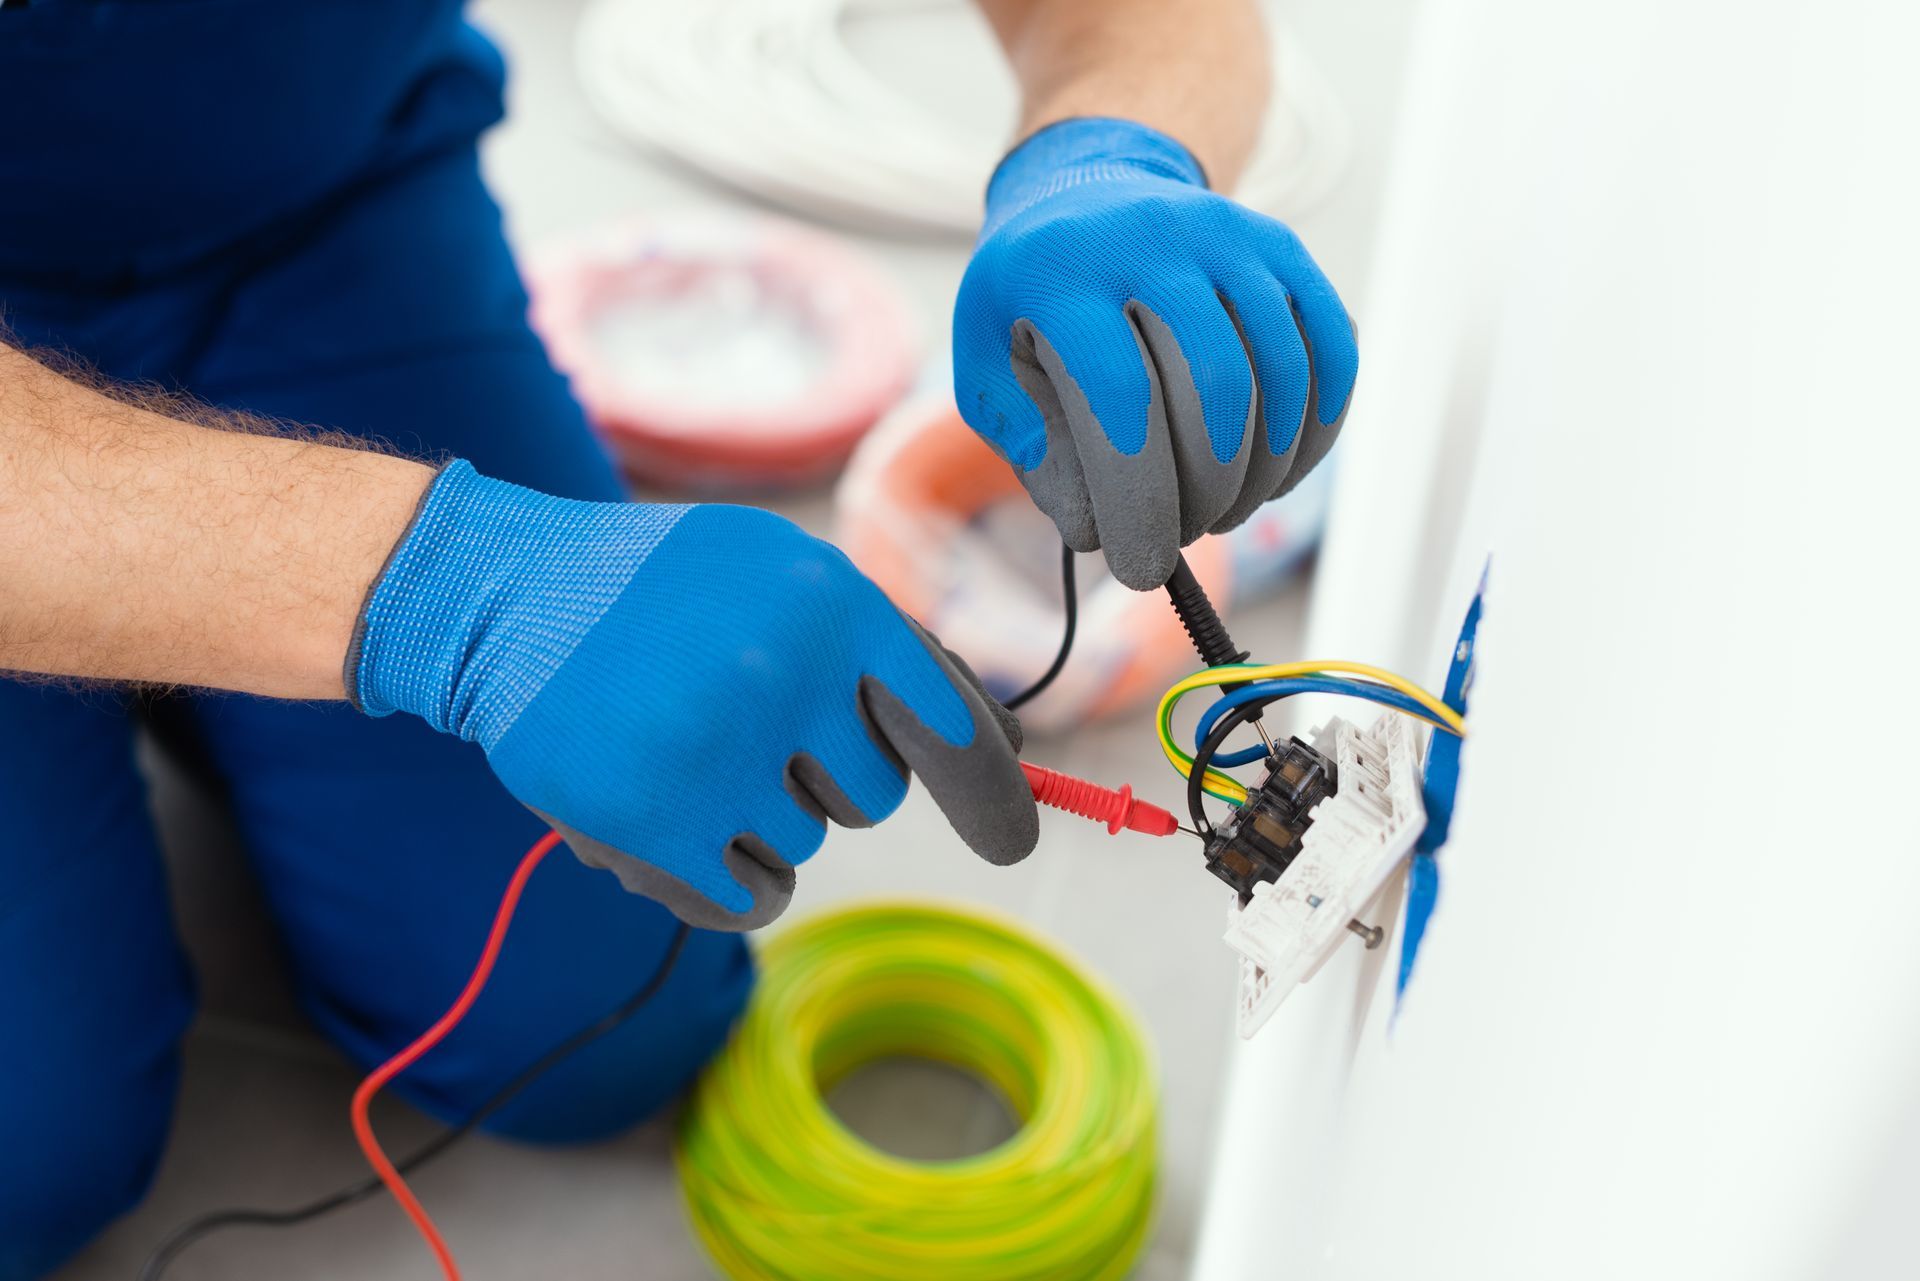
left=50, top=2, right=1412, bottom=1277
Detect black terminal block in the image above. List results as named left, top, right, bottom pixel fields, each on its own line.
left=1202, top=736, right=1339, bottom=903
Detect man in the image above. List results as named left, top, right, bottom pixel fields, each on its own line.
left=0, top=0, right=1355, bottom=1273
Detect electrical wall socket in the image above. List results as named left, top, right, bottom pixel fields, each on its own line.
left=1224, top=711, right=1428, bottom=1037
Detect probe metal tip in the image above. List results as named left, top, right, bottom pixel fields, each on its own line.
left=1345, top=918, right=1385, bottom=949
left=1253, top=721, right=1275, bottom=752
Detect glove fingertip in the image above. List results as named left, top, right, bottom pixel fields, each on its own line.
left=967, top=785, right=1042, bottom=867
left=1292, top=297, right=1360, bottom=428
left=925, top=634, right=1024, bottom=753
left=1104, top=535, right=1181, bottom=593
left=858, top=668, right=1040, bottom=868
left=533, top=808, right=792, bottom=931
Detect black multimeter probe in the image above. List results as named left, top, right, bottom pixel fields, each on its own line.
left=1162, top=553, right=1274, bottom=752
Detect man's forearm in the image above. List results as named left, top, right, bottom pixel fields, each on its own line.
left=978, top=0, right=1271, bottom=189
left=0, top=345, right=435, bottom=698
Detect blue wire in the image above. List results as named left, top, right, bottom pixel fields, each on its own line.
left=1194, top=678, right=1444, bottom=767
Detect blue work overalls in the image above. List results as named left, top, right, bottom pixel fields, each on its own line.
left=0, top=6, right=750, bottom=1275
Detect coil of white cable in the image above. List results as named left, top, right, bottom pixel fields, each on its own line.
left=575, top=0, right=1351, bottom=236
left=526, top=214, right=918, bottom=492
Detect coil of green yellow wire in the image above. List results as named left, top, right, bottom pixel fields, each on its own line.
left=676, top=902, right=1159, bottom=1281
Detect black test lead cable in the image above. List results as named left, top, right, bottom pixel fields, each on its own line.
left=138, top=543, right=1084, bottom=1279
left=136, top=923, right=692, bottom=1281
left=1162, top=552, right=1272, bottom=755
left=1004, top=541, right=1077, bottom=711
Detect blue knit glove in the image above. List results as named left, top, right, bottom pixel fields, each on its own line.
left=953, top=117, right=1360, bottom=590
left=347, top=462, right=1038, bottom=930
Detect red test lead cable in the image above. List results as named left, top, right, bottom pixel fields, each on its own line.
left=350, top=828, right=565, bottom=1281
left=352, top=768, right=1171, bottom=1281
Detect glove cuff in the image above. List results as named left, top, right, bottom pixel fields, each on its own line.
left=342, top=459, right=456, bottom=715
left=347, top=459, right=689, bottom=746
left=983, top=116, right=1209, bottom=237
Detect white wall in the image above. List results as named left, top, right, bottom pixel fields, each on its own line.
left=1196, top=2, right=1920, bottom=1277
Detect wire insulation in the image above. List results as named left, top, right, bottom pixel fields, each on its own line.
left=1188, top=700, right=1268, bottom=832
left=136, top=920, right=692, bottom=1280
left=347, top=828, right=565, bottom=1279
left=1157, top=661, right=1466, bottom=804
left=677, top=902, right=1158, bottom=1280
left=1004, top=541, right=1076, bottom=711
left=1193, top=677, right=1453, bottom=767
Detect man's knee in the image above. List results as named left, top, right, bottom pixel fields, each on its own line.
left=0, top=1060, right=177, bottom=1280
left=395, top=926, right=754, bottom=1147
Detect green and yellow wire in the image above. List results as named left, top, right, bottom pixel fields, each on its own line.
left=677, top=902, right=1158, bottom=1281
left=1157, top=660, right=1467, bottom=805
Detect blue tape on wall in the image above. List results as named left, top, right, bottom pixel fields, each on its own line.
left=1397, top=565, right=1486, bottom=1001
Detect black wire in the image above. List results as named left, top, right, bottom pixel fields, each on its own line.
left=137, top=922, right=694, bottom=1281
left=1187, top=696, right=1285, bottom=832
left=1004, top=540, right=1077, bottom=711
